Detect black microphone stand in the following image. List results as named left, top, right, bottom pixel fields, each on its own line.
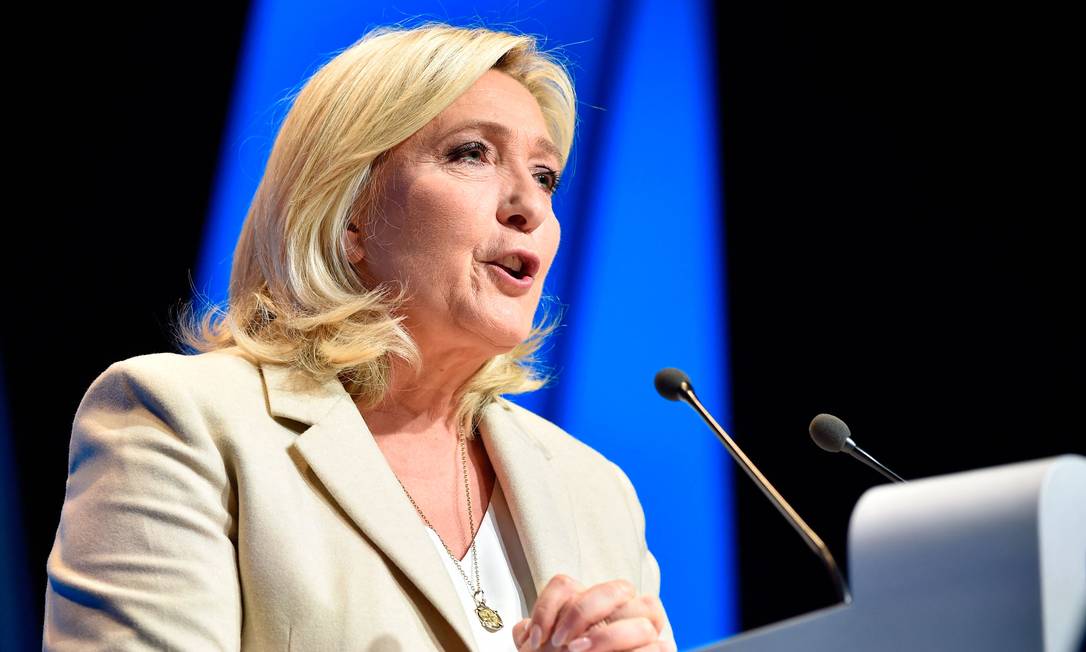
left=658, top=370, right=852, bottom=605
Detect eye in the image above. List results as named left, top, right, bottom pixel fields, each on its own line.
left=534, top=169, right=562, bottom=194
left=448, top=141, right=490, bottom=164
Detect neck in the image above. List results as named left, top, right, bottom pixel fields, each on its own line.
left=360, top=336, right=493, bottom=439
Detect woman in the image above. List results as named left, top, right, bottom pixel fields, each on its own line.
left=44, top=22, right=674, bottom=651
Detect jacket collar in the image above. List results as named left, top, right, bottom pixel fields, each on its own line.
left=260, top=360, right=581, bottom=648
left=480, top=399, right=583, bottom=598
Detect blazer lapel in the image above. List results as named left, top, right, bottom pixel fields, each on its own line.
left=259, top=361, right=475, bottom=651
left=480, top=400, right=582, bottom=596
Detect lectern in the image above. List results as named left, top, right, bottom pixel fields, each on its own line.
left=700, top=455, right=1086, bottom=652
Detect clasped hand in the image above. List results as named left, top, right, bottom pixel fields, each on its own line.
left=512, top=575, right=674, bottom=652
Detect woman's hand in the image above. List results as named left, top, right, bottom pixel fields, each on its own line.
left=511, top=574, right=674, bottom=651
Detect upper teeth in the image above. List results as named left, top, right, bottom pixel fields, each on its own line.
left=498, top=255, right=523, bottom=272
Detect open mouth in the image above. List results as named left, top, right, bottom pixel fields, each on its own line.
left=493, top=255, right=528, bottom=280
left=485, top=251, right=540, bottom=281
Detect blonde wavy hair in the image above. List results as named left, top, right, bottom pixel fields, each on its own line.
left=176, top=22, right=577, bottom=435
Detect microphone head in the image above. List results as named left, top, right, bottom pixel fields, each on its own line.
left=809, top=413, right=851, bottom=452
left=654, top=368, right=694, bottom=401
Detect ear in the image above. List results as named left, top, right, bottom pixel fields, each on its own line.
left=343, top=221, right=365, bottom=265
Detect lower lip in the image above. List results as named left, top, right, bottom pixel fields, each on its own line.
left=483, top=263, right=534, bottom=294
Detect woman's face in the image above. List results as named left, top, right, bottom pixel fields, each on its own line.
left=350, top=69, right=562, bottom=358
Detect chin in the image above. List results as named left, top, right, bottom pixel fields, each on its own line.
left=464, top=307, right=535, bottom=350
left=486, top=331, right=532, bottom=353
left=474, top=322, right=535, bottom=354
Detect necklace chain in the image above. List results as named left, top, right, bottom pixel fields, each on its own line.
left=394, top=427, right=504, bottom=631
left=395, top=427, right=482, bottom=596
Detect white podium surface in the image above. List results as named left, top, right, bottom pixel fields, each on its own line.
left=701, top=455, right=1086, bottom=652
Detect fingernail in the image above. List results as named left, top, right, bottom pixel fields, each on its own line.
left=514, top=620, right=530, bottom=647
left=528, top=624, right=542, bottom=650
left=550, top=624, right=570, bottom=648
left=567, top=637, right=592, bottom=652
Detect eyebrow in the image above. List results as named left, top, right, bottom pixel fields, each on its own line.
left=440, top=119, right=562, bottom=165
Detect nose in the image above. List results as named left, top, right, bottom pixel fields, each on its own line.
left=496, top=168, right=550, bottom=233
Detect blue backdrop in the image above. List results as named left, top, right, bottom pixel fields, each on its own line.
left=1, top=355, right=31, bottom=652
left=196, top=1, right=735, bottom=648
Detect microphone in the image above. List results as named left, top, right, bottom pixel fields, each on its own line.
left=809, top=413, right=905, bottom=483
left=655, top=368, right=851, bottom=605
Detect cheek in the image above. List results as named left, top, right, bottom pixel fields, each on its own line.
left=372, top=179, right=484, bottom=273
left=551, top=217, right=562, bottom=258
left=537, top=218, right=562, bottom=279
left=406, top=177, right=491, bottom=254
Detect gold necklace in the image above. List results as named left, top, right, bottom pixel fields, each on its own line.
left=395, top=427, right=503, bottom=633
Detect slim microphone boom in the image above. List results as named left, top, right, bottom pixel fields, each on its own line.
left=654, top=368, right=851, bottom=605
left=809, top=413, right=905, bottom=483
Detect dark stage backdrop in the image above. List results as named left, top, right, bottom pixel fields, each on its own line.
left=4, top=3, right=1080, bottom=648
left=4, top=5, right=251, bottom=650
left=715, top=4, right=1081, bottom=631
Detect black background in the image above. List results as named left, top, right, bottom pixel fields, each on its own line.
left=716, top=3, right=1080, bottom=631
left=4, top=2, right=1080, bottom=646
left=6, top=5, right=250, bottom=648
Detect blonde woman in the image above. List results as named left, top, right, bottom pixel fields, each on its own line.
left=44, top=23, right=675, bottom=652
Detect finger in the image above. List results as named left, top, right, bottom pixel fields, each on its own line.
left=601, top=594, right=667, bottom=635
left=512, top=618, right=531, bottom=649
left=630, top=636, right=677, bottom=652
left=528, top=574, right=584, bottom=649
left=564, top=616, right=658, bottom=652
left=549, top=579, right=637, bottom=648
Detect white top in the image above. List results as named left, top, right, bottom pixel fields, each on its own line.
left=425, top=482, right=535, bottom=651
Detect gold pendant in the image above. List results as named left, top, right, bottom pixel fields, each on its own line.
left=475, top=601, right=503, bottom=632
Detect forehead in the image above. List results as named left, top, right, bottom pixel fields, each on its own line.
left=439, top=68, right=542, bottom=116
left=414, top=69, right=558, bottom=160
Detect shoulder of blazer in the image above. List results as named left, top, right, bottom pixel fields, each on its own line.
left=94, top=348, right=262, bottom=390
left=490, top=397, right=646, bottom=530
left=490, top=397, right=618, bottom=470
left=82, top=348, right=271, bottom=429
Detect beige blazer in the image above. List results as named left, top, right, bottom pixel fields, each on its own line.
left=43, top=348, right=674, bottom=650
